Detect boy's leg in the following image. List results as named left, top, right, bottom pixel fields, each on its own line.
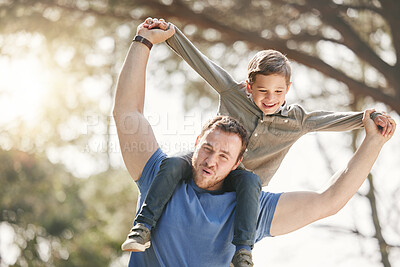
left=122, top=155, right=192, bottom=252
left=224, top=169, right=261, bottom=267
left=224, top=169, right=262, bottom=248
left=135, top=156, right=192, bottom=226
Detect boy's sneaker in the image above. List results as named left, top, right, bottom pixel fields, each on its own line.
left=230, top=249, right=254, bottom=267
left=121, top=223, right=151, bottom=252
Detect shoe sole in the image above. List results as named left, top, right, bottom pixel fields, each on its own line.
left=121, top=240, right=151, bottom=252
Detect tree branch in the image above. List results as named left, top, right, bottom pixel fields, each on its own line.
left=34, top=0, right=400, bottom=113
left=287, top=32, right=343, bottom=45
left=140, top=0, right=400, bottom=113
left=378, top=0, right=400, bottom=70
left=313, top=224, right=400, bottom=249
left=336, top=3, right=384, bottom=16
left=366, top=174, right=392, bottom=267
left=289, top=0, right=399, bottom=91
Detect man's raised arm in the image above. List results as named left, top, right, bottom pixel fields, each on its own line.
left=113, top=18, right=175, bottom=181
left=269, top=109, right=396, bottom=236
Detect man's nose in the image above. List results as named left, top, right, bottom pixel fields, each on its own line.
left=205, top=153, right=217, bottom=167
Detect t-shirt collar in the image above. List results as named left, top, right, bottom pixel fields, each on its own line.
left=275, top=101, right=289, bottom=116
left=189, top=179, right=225, bottom=195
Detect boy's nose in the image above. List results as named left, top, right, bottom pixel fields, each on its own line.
left=264, top=93, right=273, bottom=100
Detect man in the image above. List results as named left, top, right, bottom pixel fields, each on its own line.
left=113, top=18, right=395, bottom=267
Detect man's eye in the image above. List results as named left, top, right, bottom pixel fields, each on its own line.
left=220, top=155, right=228, bottom=160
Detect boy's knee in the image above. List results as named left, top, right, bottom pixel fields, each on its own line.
left=246, top=172, right=261, bottom=190
left=231, top=170, right=261, bottom=191
left=161, top=156, right=192, bottom=177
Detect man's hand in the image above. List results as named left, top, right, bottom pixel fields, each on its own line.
left=372, top=112, right=394, bottom=137
left=137, top=17, right=175, bottom=45
left=364, top=109, right=396, bottom=143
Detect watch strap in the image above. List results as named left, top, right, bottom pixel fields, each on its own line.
left=132, top=35, right=153, bottom=50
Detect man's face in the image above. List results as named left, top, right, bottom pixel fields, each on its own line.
left=192, top=129, right=242, bottom=191
left=247, top=74, right=291, bottom=114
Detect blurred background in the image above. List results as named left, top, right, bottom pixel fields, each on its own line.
left=1, top=0, right=399, bottom=266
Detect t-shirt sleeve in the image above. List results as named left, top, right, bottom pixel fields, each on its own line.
left=166, top=25, right=239, bottom=94
left=254, top=192, right=282, bottom=242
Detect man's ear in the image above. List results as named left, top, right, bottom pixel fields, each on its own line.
left=246, top=81, right=252, bottom=94
left=232, top=156, right=243, bottom=170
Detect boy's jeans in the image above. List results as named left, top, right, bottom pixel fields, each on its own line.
left=135, top=156, right=262, bottom=247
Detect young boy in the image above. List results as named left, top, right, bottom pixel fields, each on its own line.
left=122, top=18, right=393, bottom=267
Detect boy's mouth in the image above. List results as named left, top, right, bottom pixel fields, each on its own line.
left=262, top=102, right=277, bottom=109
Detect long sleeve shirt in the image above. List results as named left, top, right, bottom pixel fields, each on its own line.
left=166, top=26, right=363, bottom=186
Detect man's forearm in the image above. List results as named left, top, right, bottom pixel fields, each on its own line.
left=321, top=135, right=384, bottom=211
left=114, top=43, right=150, bottom=116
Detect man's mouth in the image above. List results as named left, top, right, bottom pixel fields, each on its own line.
left=202, top=167, right=213, bottom=176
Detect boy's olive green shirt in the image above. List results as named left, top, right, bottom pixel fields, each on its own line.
left=166, top=26, right=363, bottom=186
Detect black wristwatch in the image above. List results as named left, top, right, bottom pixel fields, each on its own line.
left=132, top=35, right=153, bottom=50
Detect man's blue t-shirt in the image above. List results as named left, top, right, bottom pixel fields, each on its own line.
left=129, top=148, right=281, bottom=267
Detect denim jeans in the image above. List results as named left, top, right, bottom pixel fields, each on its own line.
left=135, top=155, right=262, bottom=248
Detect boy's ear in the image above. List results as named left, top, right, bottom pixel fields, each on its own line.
left=246, top=80, right=252, bottom=94
left=286, top=82, right=292, bottom=94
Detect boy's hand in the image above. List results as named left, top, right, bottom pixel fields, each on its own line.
left=144, top=18, right=171, bottom=31
left=136, top=17, right=175, bottom=45
left=364, top=109, right=396, bottom=143
left=372, top=112, right=394, bottom=137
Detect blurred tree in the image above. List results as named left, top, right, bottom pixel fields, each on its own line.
left=312, top=96, right=400, bottom=267
left=0, top=148, right=136, bottom=266
left=1, top=0, right=399, bottom=114
left=1, top=0, right=399, bottom=266
left=1, top=0, right=398, bottom=161
left=2, top=0, right=398, bottom=111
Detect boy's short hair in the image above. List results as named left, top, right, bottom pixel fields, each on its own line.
left=199, top=116, right=249, bottom=162
left=247, top=49, right=291, bottom=86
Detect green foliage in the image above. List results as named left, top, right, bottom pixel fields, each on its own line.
left=0, top=149, right=137, bottom=266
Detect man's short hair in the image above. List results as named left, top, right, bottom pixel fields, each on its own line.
left=248, top=49, right=291, bottom=86
left=199, top=116, right=249, bottom=162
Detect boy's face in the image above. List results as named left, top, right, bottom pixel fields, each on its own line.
left=246, top=74, right=291, bottom=114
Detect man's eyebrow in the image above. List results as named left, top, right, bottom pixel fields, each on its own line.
left=220, top=149, right=231, bottom=157
left=204, top=143, right=231, bottom=157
